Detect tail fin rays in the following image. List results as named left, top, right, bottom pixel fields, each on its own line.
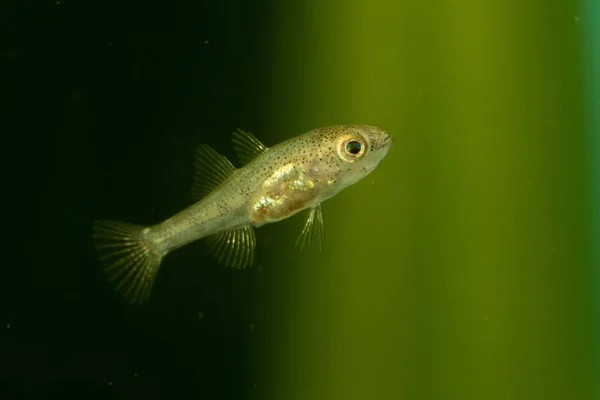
left=92, top=220, right=162, bottom=305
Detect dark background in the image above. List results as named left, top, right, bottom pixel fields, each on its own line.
left=1, top=0, right=280, bottom=398
left=3, top=0, right=598, bottom=399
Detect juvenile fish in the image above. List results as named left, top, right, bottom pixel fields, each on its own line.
left=93, top=125, right=393, bottom=303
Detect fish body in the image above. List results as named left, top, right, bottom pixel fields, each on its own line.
left=93, top=125, right=392, bottom=304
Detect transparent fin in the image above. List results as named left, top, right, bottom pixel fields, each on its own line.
left=191, top=144, right=237, bottom=200
left=92, top=220, right=163, bottom=305
left=295, top=204, right=325, bottom=251
left=232, top=128, right=268, bottom=166
left=206, top=225, right=256, bottom=269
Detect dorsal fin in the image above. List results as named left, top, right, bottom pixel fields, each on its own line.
left=191, top=144, right=236, bottom=200
left=232, top=129, right=268, bottom=165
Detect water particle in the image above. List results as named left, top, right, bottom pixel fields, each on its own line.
left=197, top=311, right=205, bottom=319
left=6, top=324, right=10, bottom=329
left=248, top=323, right=255, bottom=332
left=204, top=40, right=209, bottom=45
left=574, top=16, right=580, bottom=22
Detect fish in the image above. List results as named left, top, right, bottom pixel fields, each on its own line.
left=92, top=125, right=393, bottom=304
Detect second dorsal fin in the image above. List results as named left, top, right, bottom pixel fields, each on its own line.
left=191, top=144, right=236, bottom=200
left=232, top=129, right=268, bottom=165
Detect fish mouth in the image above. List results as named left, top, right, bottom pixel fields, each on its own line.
left=376, top=132, right=393, bottom=149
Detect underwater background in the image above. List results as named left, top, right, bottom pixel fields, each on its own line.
left=1, top=0, right=598, bottom=399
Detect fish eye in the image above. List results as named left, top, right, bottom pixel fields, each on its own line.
left=336, top=133, right=369, bottom=162
left=336, top=133, right=368, bottom=163
left=345, top=141, right=362, bottom=155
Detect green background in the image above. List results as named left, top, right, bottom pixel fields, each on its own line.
left=258, top=1, right=598, bottom=399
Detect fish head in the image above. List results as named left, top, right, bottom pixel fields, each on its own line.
left=317, top=125, right=393, bottom=190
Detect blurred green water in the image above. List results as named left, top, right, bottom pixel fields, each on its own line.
left=260, top=1, right=598, bottom=399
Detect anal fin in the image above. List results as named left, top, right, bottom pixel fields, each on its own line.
left=206, top=225, right=256, bottom=269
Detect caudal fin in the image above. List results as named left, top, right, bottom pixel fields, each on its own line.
left=92, top=220, right=163, bottom=304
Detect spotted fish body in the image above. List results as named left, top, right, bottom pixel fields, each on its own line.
left=93, top=125, right=392, bottom=304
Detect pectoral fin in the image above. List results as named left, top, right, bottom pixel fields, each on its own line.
left=295, top=204, right=325, bottom=251
left=206, top=225, right=256, bottom=269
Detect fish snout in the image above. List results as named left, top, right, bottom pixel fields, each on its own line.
left=383, top=132, right=393, bottom=145
left=378, top=132, right=393, bottom=149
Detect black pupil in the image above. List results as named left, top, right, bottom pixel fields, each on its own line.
left=346, top=141, right=362, bottom=155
